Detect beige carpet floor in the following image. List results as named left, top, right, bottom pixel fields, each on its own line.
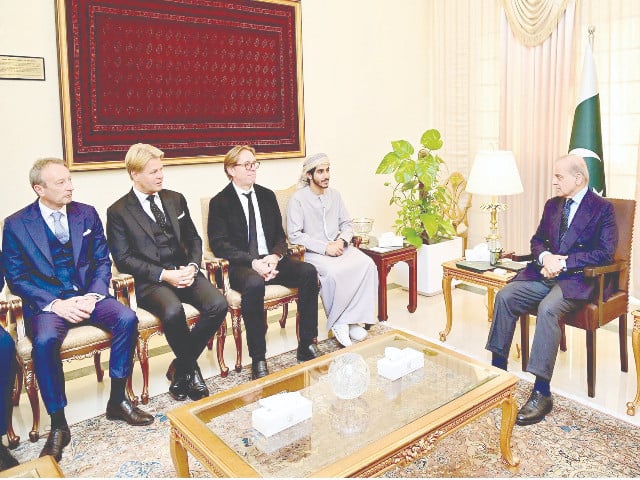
left=7, top=323, right=640, bottom=477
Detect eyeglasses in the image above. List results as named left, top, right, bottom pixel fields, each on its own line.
left=235, top=161, right=260, bottom=170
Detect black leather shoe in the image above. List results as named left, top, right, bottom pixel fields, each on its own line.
left=39, top=426, right=71, bottom=462
left=0, top=444, right=18, bottom=471
left=106, top=398, right=154, bottom=426
left=516, top=390, right=553, bottom=426
left=188, top=366, right=210, bottom=401
left=251, top=360, right=269, bottom=380
left=297, top=343, right=320, bottom=362
left=166, top=359, right=191, bottom=401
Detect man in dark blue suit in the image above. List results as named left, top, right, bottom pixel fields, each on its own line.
left=0, top=251, right=19, bottom=471
left=2, top=158, right=153, bottom=462
left=486, top=154, right=617, bottom=425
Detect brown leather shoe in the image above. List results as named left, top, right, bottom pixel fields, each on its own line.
left=106, top=398, right=154, bottom=426
left=39, top=426, right=71, bottom=462
left=0, top=444, right=19, bottom=471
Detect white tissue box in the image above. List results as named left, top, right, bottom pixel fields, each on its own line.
left=251, top=392, right=312, bottom=437
left=378, top=232, right=404, bottom=248
left=377, top=347, right=424, bottom=381
left=254, top=419, right=311, bottom=454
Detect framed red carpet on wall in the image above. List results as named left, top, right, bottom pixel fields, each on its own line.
left=56, top=0, right=305, bottom=171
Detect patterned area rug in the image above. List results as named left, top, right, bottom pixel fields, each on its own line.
left=8, top=323, right=640, bottom=478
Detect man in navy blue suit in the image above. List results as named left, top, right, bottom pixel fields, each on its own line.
left=486, top=154, right=617, bottom=425
left=0, top=251, right=19, bottom=471
left=2, top=158, right=154, bottom=462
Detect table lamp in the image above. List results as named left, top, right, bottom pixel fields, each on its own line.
left=466, top=150, right=523, bottom=264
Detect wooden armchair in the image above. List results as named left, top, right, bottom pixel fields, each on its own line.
left=111, top=259, right=228, bottom=403
left=518, top=198, right=634, bottom=398
left=0, top=289, right=135, bottom=443
left=443, top=171, right=472, bottom=251
left=200, top=185, right=306, bottom=375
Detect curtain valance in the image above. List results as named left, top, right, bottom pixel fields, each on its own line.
left=500, top=0, right=571, bottom=46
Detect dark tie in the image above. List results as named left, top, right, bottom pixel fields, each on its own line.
left=147, top=194, right=167, bottom=230
left=243, top=192, right=259, bottom=258
left=51, top=211, right=70, bottom=244
left=559, top=198, right=574, bottom=240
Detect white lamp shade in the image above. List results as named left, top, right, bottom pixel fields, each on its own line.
left=466, top=150, right=524, bottom=196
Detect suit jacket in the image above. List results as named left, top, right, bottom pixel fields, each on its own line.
left=208, top=183, right=288, bottom=267
left=106, top=189, right=203, bottom=295
left=2, top=200, right=112, bottom=320
left=515, top=189, right=617, bottom=300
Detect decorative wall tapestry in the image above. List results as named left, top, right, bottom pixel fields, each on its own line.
left=56, top=0, right=304, bottom=170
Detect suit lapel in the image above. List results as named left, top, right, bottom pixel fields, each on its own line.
left=159, top=191, right=181, bottom=243
left=23, top=201, right=54, bottom=267
left=124, top=190, right=156, bottom=241
left=560, top=190, right=595, bottom=250
left=67, top=203, right=85, bottom=267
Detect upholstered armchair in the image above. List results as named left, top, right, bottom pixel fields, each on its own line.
left=200, top=184, right=306, bottom=375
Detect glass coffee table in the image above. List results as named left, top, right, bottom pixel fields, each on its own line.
left=168, top=330, right=519, bottom=477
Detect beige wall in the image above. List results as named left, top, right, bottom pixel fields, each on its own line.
left=0, top=0, right=432, bottom=241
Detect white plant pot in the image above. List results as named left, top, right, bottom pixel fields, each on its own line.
left=393, top=236, right=463, bottom=296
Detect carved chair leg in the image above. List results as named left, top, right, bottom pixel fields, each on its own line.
left=295, top=301, right=301, bottom=343
left=23, top=362, right=40, bottom=442
left=93, top=352, right=104, bottom=382
left=560, top=322, right=567, bottom=352
left=586, top=330, right=596, bottom=398
left=519, top=314, right=529, bottom=371
left=620, top=314, right=629, bottom=372
left=263, top=310, right=269, bottom=332
left=137, top=337, right=151, bottom=405
left=12, top=355, right=22, bottom=407
left=231, top=310, right=243, bottom=373
left=216, top=317, right=229, bottom=378
left=279, top=304, right=289, bottom=329
left=5, top=414, right=19, bottom=449
left=125, top=374, right=138, bottom=406
left=206, top=336, right=214, bottom=351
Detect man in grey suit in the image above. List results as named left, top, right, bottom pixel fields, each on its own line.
left=207, top=145, right=320, bottom=380
left=486, top=154, right=617, bottom=425
left=107, top=144, right=227, bottom=402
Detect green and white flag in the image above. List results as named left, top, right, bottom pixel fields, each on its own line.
left=569, top=41, right=605, bottom=196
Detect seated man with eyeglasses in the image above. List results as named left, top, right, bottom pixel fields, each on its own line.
left=207, top=145, right=320, bottom=380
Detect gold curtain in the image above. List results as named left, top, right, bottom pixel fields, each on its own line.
left=500, top=0, right=571, bottom=46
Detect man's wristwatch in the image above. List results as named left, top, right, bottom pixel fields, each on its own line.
left=342, top=239, right=348, bottom=248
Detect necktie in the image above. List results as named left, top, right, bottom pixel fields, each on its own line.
left=147, top=194, right=167, bottom=230
left=559, top=198, right=574, bottom=240
left=51, top=211, right=69, bottom=244
left=243, top=192, right=259, bottom=258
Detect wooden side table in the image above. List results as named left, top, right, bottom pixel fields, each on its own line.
left=359, top=245, right=417, bottom=321
left=626, top=310, right=640, bottom=416
left=441, top=259, right=522, bottom=360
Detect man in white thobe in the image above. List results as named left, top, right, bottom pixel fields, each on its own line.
left=287, top=153, right=378, bottom=347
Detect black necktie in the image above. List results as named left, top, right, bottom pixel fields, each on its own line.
left=559, top=198, right=573, bottom=240
left=147, top=194, right=167, bottom=231
left=243, top=192, right=259, bottom=258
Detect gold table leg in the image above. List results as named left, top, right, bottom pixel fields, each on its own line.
left=440, top=273, right=453, bottom=341
left=626, top=311, right=640, bottom=416
left=499, top=390, right=520, bottom=468
left=170, top=429, right=191, bottom=477
left=487, top=287, right=495, bottom=322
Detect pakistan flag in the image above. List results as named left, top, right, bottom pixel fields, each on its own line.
left=569, top=42, right=605, bottom=196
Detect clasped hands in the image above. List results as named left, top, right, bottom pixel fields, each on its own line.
left=161, top=264, right=198, bottom=289
left=325, top=239, right=345, bottom=257
left=51, top=294, right=100, bottom=323
left=541, top=253, right=568, bottom=278
left=252, top=254, right=280, bottom=281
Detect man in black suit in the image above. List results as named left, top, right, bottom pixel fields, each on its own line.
left=107, top=144, right=227, bottom=401
left=208, top=145, right=320, bottom=379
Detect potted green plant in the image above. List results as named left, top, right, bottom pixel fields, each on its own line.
left=376, top=128, right=463, bottom=295
left=376, top=128, right=456, bottom=246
